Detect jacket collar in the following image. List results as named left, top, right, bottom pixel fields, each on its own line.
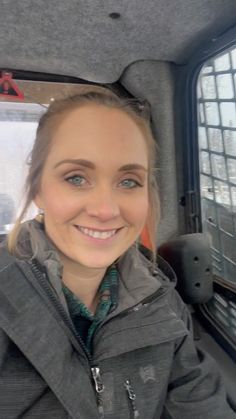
left=0, top=219, right=175, bottom=315
left=17, top=219, right=64, bottom=295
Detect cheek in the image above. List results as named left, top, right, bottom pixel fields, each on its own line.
left=127, top=194, right=149, bottom=227
left=41, top=187, right=80, bottom=223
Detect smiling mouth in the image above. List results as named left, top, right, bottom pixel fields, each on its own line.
left=75, top=226, right=120, bottom=240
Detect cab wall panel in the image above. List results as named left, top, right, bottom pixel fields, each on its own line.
left=121, top=61, right=180, bottom=244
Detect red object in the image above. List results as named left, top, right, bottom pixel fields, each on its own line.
left=0, top=71, right=24, bottom=100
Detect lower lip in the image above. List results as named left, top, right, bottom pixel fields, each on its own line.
left=74, top=226, right=122, bottom=244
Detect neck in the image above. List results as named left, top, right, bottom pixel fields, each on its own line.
left=60, top=256, right=106, bottom=313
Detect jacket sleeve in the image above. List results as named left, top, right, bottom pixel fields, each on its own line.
left=162, top=290, right=236, bottom=419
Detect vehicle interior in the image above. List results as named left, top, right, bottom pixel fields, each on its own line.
left=0, top=0, right=236, bottom=413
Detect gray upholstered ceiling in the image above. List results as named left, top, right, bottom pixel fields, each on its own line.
left=0, top=0, right=236, bottom=83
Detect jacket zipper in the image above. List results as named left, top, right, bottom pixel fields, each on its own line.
left=28, top=260, right=169, bottom=418
left=124, top=379, right=140, bottom=418
left=91, top=367, right=105, bottom=418
left=28, top=261, right=105, bottom=418
left=94, top=285, right=169, bottom=338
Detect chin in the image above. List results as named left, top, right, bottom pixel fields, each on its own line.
left=82, top=259, right=116, bottom=269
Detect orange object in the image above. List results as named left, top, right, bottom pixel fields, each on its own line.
left=140, top=226, right=152, bottom=250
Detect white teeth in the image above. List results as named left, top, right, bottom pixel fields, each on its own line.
left=78, top=226, right=117, bottom=239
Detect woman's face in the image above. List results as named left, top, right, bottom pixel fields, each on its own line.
left=35, top=104, right=149, bottom=273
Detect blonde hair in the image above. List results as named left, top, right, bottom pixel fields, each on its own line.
left=8, top=86, right=160, bottom=259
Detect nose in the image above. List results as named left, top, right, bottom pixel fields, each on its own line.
left=86, top=186, right=120, bottom=221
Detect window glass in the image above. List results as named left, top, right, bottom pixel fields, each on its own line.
left=200, top=174, right=214, bottom=200
left=231, top=49, right=236, bottom=69
left=0, top=103, right=42, bottom=233
left=0, top=80, right=88, bottom=234
left=231, top=186, right=236, bottom=208
left=197, top=46, right=236, bottom=293
left=227, top=158, right=236, bottom=184
left=205, top=102, right=220, bottom=126
left=200, top=151, right=211, bottom=174
left=224, top=130, right=236, bottom=156
left=201, top=76, right=216, bottom=99
left=220, top=102, right=236, bottom=127
left=211, top=154, right=227, bottom=180
left=216, top=74, right=233, bottom=99
left=214, top=180, right=230, bottom=206
left=208, top=128, right=223, bottom=152
left=199, top=103, right=205, bottom=123
left=197, top=82, right=202, bottom=99
left=214, top=53, right=230, bottom=71
left=202, top=64, right=214, bottom=74
left=218, top=205, right=233, bottom=233
left=198, top=126, right=208, bottom=149
left=207, top=292, right=236, bottom=341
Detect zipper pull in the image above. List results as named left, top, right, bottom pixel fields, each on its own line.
left=124, top=379, right=140, bottom=418
left=91, top=367, right=105, bottom=393
left=91, top=367, right=105, bottom=418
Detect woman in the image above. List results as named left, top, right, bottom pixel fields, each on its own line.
left=0, top=87, right=234, bottom=419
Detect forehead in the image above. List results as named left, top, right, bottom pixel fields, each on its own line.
left=48, top=104, right=148, bottom=167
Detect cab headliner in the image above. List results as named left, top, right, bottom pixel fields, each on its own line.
left=1, top=0, right=236, bottom=82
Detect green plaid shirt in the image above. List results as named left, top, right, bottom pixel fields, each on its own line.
left=63, top=264, right=118, bottom=353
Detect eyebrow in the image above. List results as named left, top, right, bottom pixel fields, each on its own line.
left=118, top=164, right=148, bottom=172
left=54, top=159, right=148, bottom=172
left=54, top=159, right=95, bottom=169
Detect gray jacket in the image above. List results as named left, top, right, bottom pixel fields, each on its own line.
left=0, top=221, right=235, bottom=419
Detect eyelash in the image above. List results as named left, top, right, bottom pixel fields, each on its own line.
left=65, top=175, right=143, bottom=189
left=119, top=179, right=143, bottom=189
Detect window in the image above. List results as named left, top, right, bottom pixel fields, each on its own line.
left=207, top=291, right=236, bottom=341
left=197, top=46, right=236, bottom=345
left=0, top=79, right=88, bottom=234
left=0, top=101, right=42, bottom=234
left=198, top=47, right=236, bottom=284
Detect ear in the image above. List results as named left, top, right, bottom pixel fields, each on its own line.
left=34, top=194, right=44, bottom=211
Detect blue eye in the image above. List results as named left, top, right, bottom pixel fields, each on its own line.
left=66, top=175, right=86, bottom=186
left=120, top=179, right=141, bottom=189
